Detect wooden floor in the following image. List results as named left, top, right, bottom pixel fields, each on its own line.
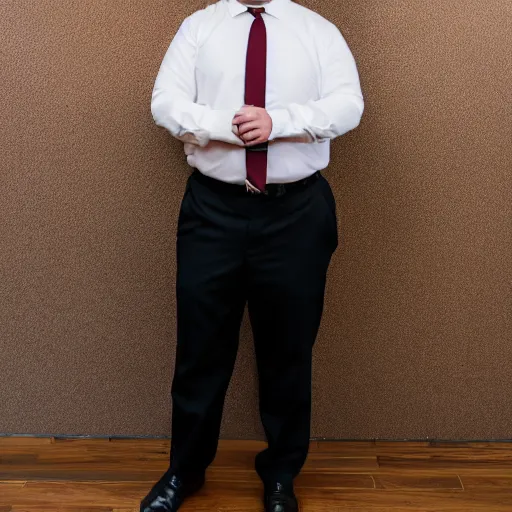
left=2, top=437, right=512, bottom=511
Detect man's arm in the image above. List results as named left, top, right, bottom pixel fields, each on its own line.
left=267, top=24, right=364, bottom=143
left=150, top=16, right=244, bottom=147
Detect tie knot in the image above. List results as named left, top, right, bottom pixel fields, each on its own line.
left=248, top=7, right=265, bottom=18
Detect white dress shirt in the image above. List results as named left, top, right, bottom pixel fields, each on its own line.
left=151, top=0, right=364, bottom=184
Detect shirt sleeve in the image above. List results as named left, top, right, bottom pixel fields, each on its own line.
left=150, top=16, right=245, bottom=147
left=267, top=24, right=364, bottom=143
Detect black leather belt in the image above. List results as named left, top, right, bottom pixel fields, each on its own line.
left=245, top=141, right=268, bottom=152
left=191, top=169, right=320, bottom=198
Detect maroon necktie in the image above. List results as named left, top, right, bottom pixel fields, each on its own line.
left=244, top=7, right=267, bottom=193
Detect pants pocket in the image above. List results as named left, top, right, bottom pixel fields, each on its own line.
left=177, top=176, right=196, bottom=237
left=318, top=176, right=338, bottom=252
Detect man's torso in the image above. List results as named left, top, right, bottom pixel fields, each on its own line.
left=185, top=0, right=335, bottom=184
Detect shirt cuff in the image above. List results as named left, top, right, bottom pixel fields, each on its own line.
left=202, top=108, right=245, bottom=146
left=267, top=108, right=292, bottom=141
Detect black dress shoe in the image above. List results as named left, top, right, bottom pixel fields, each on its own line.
left=140, top=471, right=205, bottom=512
left=264, top=482, right=299, bottom=512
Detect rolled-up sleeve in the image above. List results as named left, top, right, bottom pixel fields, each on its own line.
left=267, top=23, right=364, bottom=143
left=151, top=16, right=244, bottom=147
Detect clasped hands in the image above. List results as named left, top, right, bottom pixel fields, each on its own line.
left=232, top=105, right=272, bottom=146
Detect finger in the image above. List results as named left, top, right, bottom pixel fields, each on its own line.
left=238, top=121, right=260, bottom=135
left=245, top=136, right=266, bottom=146
left=234, top=106, right=251, bottom=114
left=233, top=112, right=254, bottom=124
left=232, top=113, right=247, bottom=124
left=242, top=129, right=261, bottom=143
left=234, top=106, right=257, bottom=117
left=232, top=124, right=246, bottom=142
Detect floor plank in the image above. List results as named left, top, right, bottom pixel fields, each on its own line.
left=2, top=437, right=512, bottom=510
left=373, top=473, right=463, bottom=490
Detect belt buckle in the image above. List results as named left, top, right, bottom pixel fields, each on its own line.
left=275, top=184, right=286, bottom=197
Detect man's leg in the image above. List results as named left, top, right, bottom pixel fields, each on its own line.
left=247, top=175, right=338, bottom=486
left=169, top=172, right=248, bottom=479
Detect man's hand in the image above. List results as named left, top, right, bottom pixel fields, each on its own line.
left=232, top=105, right=273, bottom=146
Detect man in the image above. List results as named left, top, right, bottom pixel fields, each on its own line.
left=141, top=0, right=363, bottom=510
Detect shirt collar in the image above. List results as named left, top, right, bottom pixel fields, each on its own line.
left=226, top=0, right=290, bottom=19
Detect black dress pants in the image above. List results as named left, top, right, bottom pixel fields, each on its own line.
left=169, top=169, right=338, bottom=486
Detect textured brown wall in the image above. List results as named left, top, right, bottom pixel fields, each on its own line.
left=1, top=0, right=511, bottom=440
